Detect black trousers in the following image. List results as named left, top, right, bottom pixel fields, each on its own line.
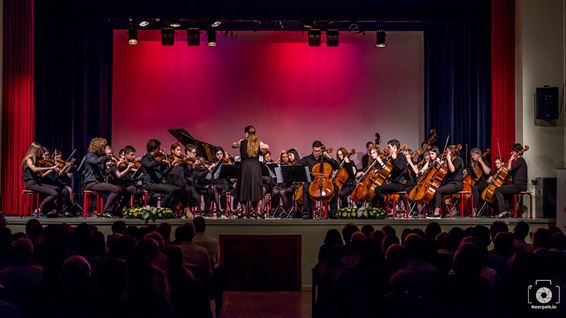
left=26, top=183, right=71, bottom=213
left=494, top=183, right=526, bottom=212
left=144, top=183, right=182, bottom=209
left=86, top=182, right=124, bottom=214
left=434, top=181, right=463, bottom=208
left=375, top=182, right=406, bottom=208
left=303, top=182, right=338, bottom=217
left=272, top=185, right=293, bottom=210
left=339, top=183, right=355, bottom=208
left=472, top=179, right=489, bottom=211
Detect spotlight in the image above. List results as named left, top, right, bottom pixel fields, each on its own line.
left=308, top=29, right=321, bottom=46
left=139, top=20, right=149, bottom=27
left=326, top=29, right=339, bottom=46
left=211, top=20, right=222, bottom=28
left=161, top=28, right=175, bottom=45
left=207, top=29, right=217, bottom=47
left=376, top=30, right=387, bottom=48
left=170, top=22, right=181, bottom=28
left=187, top=28, right=200, bottom=46
left=128, top=27, right=138, bottom=45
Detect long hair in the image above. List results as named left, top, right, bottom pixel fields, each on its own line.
left=245, top=125, right=260, bottom=157
left=21, top=142, right=43, bottom=169
left=88, top=138, right=107, bottom=155
left=337, top=147, right=349, bottom=161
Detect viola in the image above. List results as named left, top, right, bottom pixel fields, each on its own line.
left=481, top=145, right=529, bottom=204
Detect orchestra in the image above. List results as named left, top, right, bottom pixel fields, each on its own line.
left=21, top=130, right=529, bottom=220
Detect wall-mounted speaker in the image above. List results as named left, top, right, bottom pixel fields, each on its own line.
left=536, top=86, right=559, bottom=120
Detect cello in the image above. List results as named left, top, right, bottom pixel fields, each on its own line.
left=366, top=144, right=409, bottom=200
left=308, top=147, right=335, bottom=201
left=420, top=142, right=461, bottom=205
left=350, top=160, right=378, bottom=204
left=331, top=149, right=357, bottom=193
left=481, top=145, right=529, bottom=204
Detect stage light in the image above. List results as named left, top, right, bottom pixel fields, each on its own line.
left=207, top=30, right=217, bottom=47
left=326, top=29, right=339, bottom=46
left=211, top=20, right=222, bottom=28
left=308, top=29, right=321, bottom=46
left=376, top=30, right=387, bottom=48
left=170, top=22, right=181, bottom=28
left=139, top=20, right=149, bottom=27
left=128, top=27, right=138, bottom=45
left=161, top=28, right=175, bottom=45
left=187, top=28, right=200, bottom=46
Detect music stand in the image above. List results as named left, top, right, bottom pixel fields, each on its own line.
left=272, top=165, right=311, bottom=218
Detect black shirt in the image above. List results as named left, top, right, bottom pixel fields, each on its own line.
left=23, top=165, right=41, bottom=186
left=388, top=155, right=408, bottom=184
left=298, top=154, right=340, bottom=170
left=509, top=157, right=528, bottom=187
left=83, top=152, right=107, bottom=185
left=467, top=161, right=491, bottom=182
left=361, top=153, right=370, bottom=171
left=444, top=156, right=464, bottom=183
left=141, top=153, right=172, bottom=185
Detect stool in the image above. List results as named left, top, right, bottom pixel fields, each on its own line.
left=143, top=192, right=164, bottom=207
left=263, top=193, right=272, bottom=216
left=512, top=191, right=533, bottom=218
left=385, top=192, right=410, bottom=219
left=83, top=190, right=103, bottom=218
left=21, top=190, right=39, bottom=217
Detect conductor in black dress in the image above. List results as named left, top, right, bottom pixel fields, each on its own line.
left=232, top=125, right=269, bottom=217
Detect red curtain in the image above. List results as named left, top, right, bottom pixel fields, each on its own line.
left=1, top=0, right=35, bottom=215
left=491, top=0, right=515, bottom=163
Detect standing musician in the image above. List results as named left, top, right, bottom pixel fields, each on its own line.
left=140, top=139, right=183, bottom=210
left=335, top=147, right=357, bottom=208
left=298, top=140, right=340, bottom=218
left=360, top=141, right=374, bottom=171
left=432, top=145, right=464, bottom=218
left=22, top=142, right=71, bottom=217
left=469, top=148, right=491, bottom=216
left=84, top=138, right=124, bottom=217
left=494, top=144, right=528, bottom=218
left=373, top=140, right=408, bottom=208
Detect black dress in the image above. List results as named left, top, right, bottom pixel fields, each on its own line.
left=239, top=139, right=263, bottom=202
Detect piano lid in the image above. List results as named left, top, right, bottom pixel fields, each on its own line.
left=168, top=128, right=219, bottom=163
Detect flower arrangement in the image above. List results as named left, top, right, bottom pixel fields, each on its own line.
left=124, top=206, right=174, bottom=223
left=336, top=207, right=387, bottom=219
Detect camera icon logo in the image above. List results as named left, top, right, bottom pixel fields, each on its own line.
left=528, top=280, right=560, bottom=310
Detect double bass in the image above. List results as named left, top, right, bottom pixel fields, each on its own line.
left=481, top=145, right=529, bottom=204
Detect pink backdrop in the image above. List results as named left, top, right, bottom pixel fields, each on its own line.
left=112, top=30, right=423, bottom=159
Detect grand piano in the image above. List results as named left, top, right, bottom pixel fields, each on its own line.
left=168, top=128, right=220, bottom=162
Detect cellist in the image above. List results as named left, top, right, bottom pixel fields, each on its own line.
left=335, top=147, right=357, bottom=208
left=494, top=144, right=528, bottom=218
left=298, top=140, right=340, bottom=218
left=373, top=139, right=408, bottom=208
left=469, top=148, right=491, bottom=216
left=432, top=145, right=464, bottom=218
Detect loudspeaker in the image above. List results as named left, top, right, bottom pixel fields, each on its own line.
left=535, top=177, right=556, bottom=218
left=536, top=86, right=559, bottom=120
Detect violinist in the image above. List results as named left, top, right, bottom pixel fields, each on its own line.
left=298, top=140, right=340, bottom=218
left=432, top=145, right=464, bottom=218
left=140, top=139, right=183, bottom=210
left=22, top=142, right=71, bottom=217
left=114, top=145, right=144, bottom=199
left=336, top=147, right=357, bottom=208
left=361, top=141, right=374, bottom=171
left=494, top=144, right=528, bottom=218
left=373, top=140, right=408, bottom=208
left=184, top=144, right=209, bottom=212
left=165, top=143, right=192, bottom=210
left=469, top=148, right=491, bottom=216
left=271, top=151, right=293, bottom=210
left=51, top=149, right=76, bottom=214
left=207, top=147, right=232, bottom=216
left=83, top=137, right=124, bottom=217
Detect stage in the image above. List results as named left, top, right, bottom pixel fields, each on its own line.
left=4, top=215, right=555, bottom=289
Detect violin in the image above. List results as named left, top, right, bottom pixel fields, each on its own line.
left=118, top=160, right=141, bottom=170
left=482, top=145, right=529, bottom=204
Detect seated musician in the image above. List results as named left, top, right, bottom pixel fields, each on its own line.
left=494, top=144, right=528, bottom=218
left=50, top=149, right=76, bottom=215
left=22, top=142, right=71, bottom=217
left=271, top=151, right=293, bottom=210
left=469, top=148, right=491, bottom=216
left=360, top=141, right=374, bottom=171
left=287, top=149, right=301, bottom=165
left=84, top=138, right=124, bottom=217
left=298, top=140, right=340, bottom=219
left=432, top=145, right=464, bottom=218
left=336, top=147, right=357, bottom=208
left=114, top=145, right=144, bottom=206
left=140, top=139, right=183, bottom=210
left=207, top=147, right=231, bottom=216
left=373, top=140, right=408, bottom=209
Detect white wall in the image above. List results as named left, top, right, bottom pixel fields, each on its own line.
left=515, top=0, right=566, bottom=189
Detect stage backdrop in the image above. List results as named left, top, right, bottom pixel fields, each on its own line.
left=112, top=30, right=423, bottom=159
